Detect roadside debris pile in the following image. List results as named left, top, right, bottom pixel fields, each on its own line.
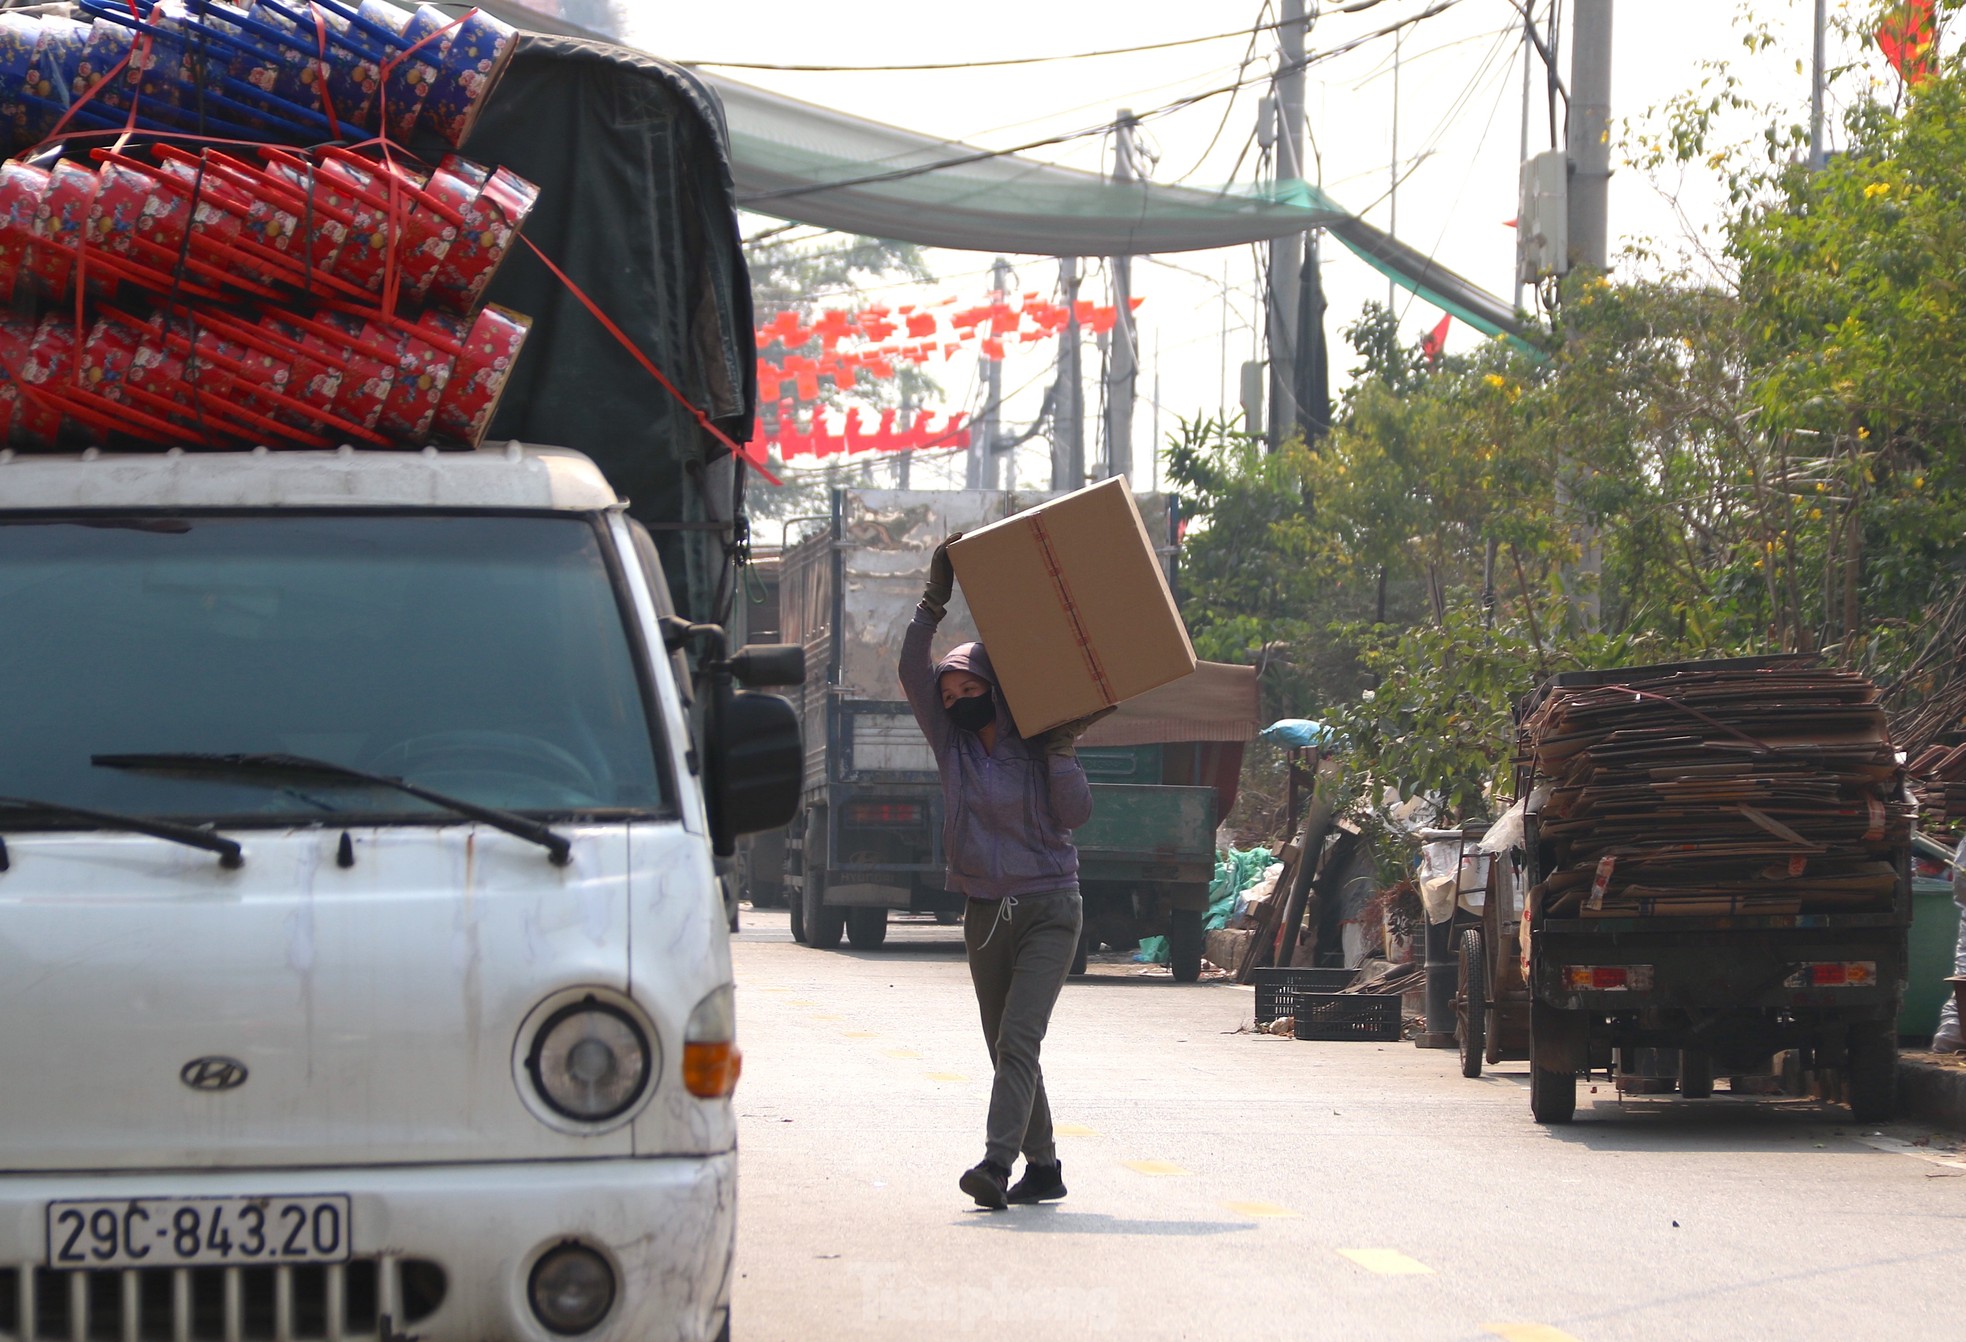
left=1909, top=742, right=1966, bottom=837
left=0, top=3, right=535, bottom=451
left=1521, top=659, right=1913, bottom=918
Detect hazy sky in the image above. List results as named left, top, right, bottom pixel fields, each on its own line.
left=595, top=1, right=1934, bottom=492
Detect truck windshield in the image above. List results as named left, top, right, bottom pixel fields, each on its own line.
left=0, top=513, right=669, bottom=822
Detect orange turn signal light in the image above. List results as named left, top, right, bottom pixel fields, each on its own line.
left=683, top=1040, right=743, bottom=1098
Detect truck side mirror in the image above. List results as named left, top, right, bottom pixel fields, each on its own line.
left=729, top=643, right=805, bottom=688
left=708, top=690, right=802, bottom=853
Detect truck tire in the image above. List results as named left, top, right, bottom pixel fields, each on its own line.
left=1458, top=928, right=1486, bottom=1079
left=788, top=888, right=806, bottom=943
left=846, top=907, right=888, bottom=950
left=1678, top=1049, right=1715, bottom=1099
left=1846, top=1022, right=1897, bottom=1123
left=1168, top=908, right=1204, bottom=983
left=1529, top=1001, right=1578, bottom=1124
left=803, top=810, right=844, bottom=950
left=1070, top=926, right=1090, bottom=977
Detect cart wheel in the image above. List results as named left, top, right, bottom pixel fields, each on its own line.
left=1678, top=1049, right=1715, bottom=1099
left=1529, top=1001, right=1578, bottom=1124
left=1458, top=928, right=1486, bottom=1079
left=1846, top=1022, right=1898, bottom=1123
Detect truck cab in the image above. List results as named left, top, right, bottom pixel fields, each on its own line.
left=0, top=446, right=798, bottom=1342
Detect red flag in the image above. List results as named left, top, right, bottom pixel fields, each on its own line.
left=1878, top=1, right=1937, bottom=85
left=1421, top=313, right=1451, bottom=366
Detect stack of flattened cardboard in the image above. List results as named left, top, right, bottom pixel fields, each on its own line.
left=1908, top=742, right=1966, bottom=836
left=1521, top=661, right=1911, bottom=918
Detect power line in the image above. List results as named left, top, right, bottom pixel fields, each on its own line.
left=736, top=0, right=1471, bottom=207
left=682, top=0, right=1406, bottom=73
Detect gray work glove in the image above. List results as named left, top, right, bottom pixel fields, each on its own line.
left=1037, top=707, right=1118, bottom=758
left=920, top=532, right=963, bottom=620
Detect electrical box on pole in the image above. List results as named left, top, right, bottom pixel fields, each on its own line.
left=1516, top=150, right=1569, bottom=286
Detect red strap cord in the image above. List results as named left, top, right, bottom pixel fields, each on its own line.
left=521, top=236, right=778, bottom=485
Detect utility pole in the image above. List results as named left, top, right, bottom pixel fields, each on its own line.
left=1265, top=0, right=1309, bottom=452
left=1104, top=109, right=1140, bottom=482
left=1561, top=0, right=1612, bottom=629
left=1388, top=28, right=1400, bottom=309
left=968, top=257, right=1011, bottom=489
left=1515, top=4, right=1533, bottom=311
left=1565, top=0, right=1612, bottom=273
left=1808, top=0, right=1828, bottom=169
left=1053, top=256, right=1085, bottom=490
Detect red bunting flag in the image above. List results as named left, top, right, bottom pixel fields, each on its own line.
left=1421, top=313, right=1452, bottom=365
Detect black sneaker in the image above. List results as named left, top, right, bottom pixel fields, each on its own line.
left=959, top=1159, right=1011, bottom=1209
left=1007, top=1160, right=1067, bottom=1204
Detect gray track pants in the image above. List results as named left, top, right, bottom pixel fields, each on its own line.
left=964, top=889, right=1082, bottom=1169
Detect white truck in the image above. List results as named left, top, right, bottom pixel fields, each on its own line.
left=0, top=444, right=801, bottom=1342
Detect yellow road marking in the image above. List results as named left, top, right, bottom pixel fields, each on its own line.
left=842, top=1031, right=878, bottom=1039
left=787, top=999, right=816, bottom=1007
left=1121, top=1160, right=1191, bottom=1176
left=883, top=1048, right=921, bottom=1059
left=925, top=1072, right=969, bottom=1082
left=810, top=1013, right=844, bottom=1022
left=1483, top=1326, right=1582, bottom=1342
left=1222, top=1200, right=1299, bottom=1219
left=1052, top=1123, right=1099, bottom=1137
left=1338, top=1249, right=1433, bottom=1276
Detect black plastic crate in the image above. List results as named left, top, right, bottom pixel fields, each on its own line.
left=1252, top=967, right=1355, bottom=1022
left=1290, top=993, right=1403, bottom=1041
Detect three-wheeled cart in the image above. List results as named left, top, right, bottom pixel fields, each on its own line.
left=1455, top=842, right=1534, bottom=1078
left=1516, top=657, right=1912, bottom=1125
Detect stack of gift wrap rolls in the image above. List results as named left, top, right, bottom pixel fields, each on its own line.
left=0, top=1, right=518, bottom=152
left=0, top=2, right=535, bottom=452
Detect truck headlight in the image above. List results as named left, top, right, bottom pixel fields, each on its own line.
left=527, top=997, right=652, bottom=1122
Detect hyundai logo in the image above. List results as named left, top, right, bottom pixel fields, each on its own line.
left=180, top=1057, right=249, bottom=1092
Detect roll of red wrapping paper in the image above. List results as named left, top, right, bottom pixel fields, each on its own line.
left=375, top=322, right=451, bottom=441
left=15, top=316, right=75, bottom=447
left=0, top=160, right=45, bottom=300
left=419, top=6, right=516, bottom=146
left=0, top=316, right=34, bottom=443
left=300, top=322, right=395, bottom=431
left=424, top=302, right=526, bottom=445
left=314, top=150, right=452, bottom=300
left=26, top=161, right=99, bottom=298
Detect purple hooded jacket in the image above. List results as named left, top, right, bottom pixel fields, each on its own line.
left=900, top=609, right=1093, bottom=901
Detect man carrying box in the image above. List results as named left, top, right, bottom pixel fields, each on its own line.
left=901, top=534, right=1108, bottom=1210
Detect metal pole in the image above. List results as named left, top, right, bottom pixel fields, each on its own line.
left=969, top=257, right=1010, bottom=489
left=1561, top=0, right=1612, bottom=629
left=1516, top=7, right=1532, bottom=310
left=1389, top=27, right=1400, bottom=309
left=1054, top=257, right=1085, bottom=490
left=1265, top=0, right=1308, bottom=451
left=1565, top=0, right=1613, bottom=273
left=1105, top=109, right=1139, bottom=482
left=1808, top=0, right=1827, bottom=169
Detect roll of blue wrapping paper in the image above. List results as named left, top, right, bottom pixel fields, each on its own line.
left=19, top=0, right=516, bottom=150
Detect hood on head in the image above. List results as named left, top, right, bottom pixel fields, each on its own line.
left=933, top=641, right=1021, bottom=738
left=934, top=641, right=996, bottom=687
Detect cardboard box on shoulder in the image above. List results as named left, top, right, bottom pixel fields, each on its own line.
left=948, top=477, right=1197, bottom=734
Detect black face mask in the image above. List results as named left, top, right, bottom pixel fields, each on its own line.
left=946, top=694, right=995, bottom=733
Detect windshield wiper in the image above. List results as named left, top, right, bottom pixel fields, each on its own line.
left=92, top=753, right=573, bottom=866
left=0, top=796, right=243, bottom=868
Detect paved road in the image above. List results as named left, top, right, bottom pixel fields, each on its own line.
left=729, top=909, right=1966, bottom=1342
